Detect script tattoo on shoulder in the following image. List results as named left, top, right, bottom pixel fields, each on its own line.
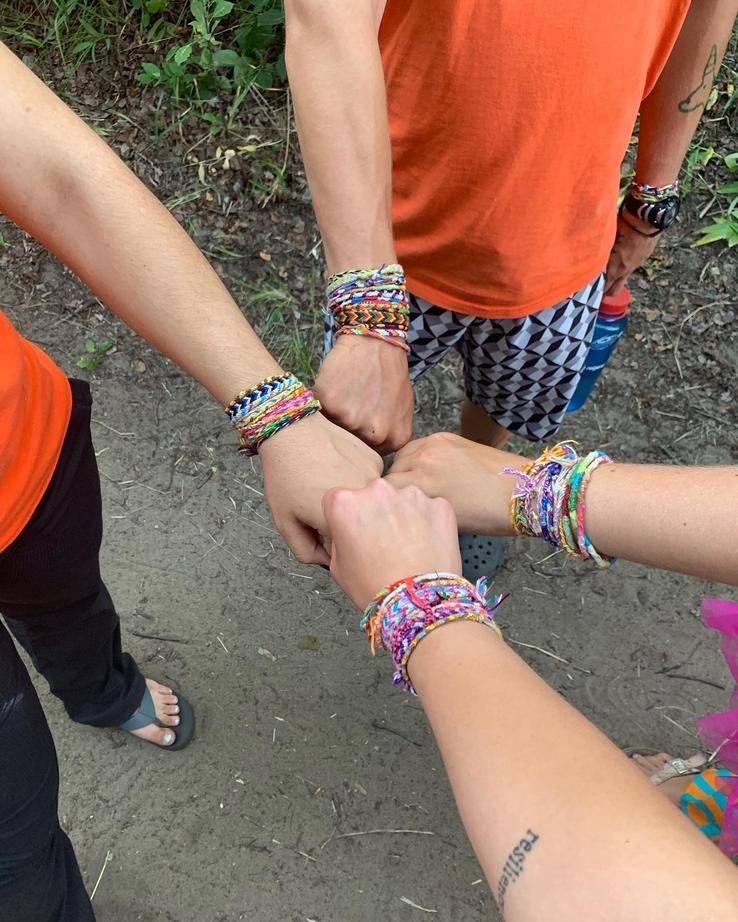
left=678, top=44, right=718, bottom=113
left=495, top=828, right=540, bottom=910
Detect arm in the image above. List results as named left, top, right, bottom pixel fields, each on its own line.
left=0, top=40, right=382, bottom=562
left=284, top=0, right=414, bottom=454
left=387, top=433, right=738, bottom=585
left=637, top=1, right=737, bottom=187
left=605, top=2, right=738, bottom=295
left=325, top=481, right=738, bottom=921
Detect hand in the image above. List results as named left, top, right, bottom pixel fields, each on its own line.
left=259, top=412, right=383, bottom=565
left=386, top=432, right=521, bottom=536
left=604, top=213, right=661, bottom=296
left=323, top=478, right=462, bottom=609
left=314, top=335, right=414, bottom=455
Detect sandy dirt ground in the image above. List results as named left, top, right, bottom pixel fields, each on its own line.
left=1, top=47, right=737, bottom=922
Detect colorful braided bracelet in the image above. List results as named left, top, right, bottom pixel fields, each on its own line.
left=326, top=263, right=410, bottom=352
left=361, top=572, right=507, bottom=694
left=630, top=179, right=679, bottom=203
left=225, top=372, right=321, bottom=456
left=505, top=441, right=614, bottom=568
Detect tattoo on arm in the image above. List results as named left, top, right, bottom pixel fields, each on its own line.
left=495, top=828, right=540, bottom=911
left=678, top=44, right=717, bottom=113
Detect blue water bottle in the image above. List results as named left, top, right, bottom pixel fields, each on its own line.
left=567, top=287, right=631, bottom=412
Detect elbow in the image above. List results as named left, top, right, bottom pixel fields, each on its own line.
left=285, top=0, right=382, bottom=67
left=284, top=0, right=334, bottom=36
left=284, top=0, right=342, bottom=76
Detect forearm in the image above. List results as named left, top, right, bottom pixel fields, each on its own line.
left=410, top=621, right=738, bottom=920
left=0, top=41, right=280, bottom=407
left=585, top=463, right=738, bottom=584
left=636, top=1, right=737, bottom=184
left=285, top=0, right=395, bottom=272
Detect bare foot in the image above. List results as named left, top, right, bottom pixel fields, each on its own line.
left=127, top=678, right=181, bottom=748
left=632, top=752, right=691, bottom=806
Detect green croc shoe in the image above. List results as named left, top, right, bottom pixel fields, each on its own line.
left=459, top=533, right=506, bottom=582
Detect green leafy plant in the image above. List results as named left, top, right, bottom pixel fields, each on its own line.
left=694, top=151, right=738, bottom=248
left=77, top=335, right=117, bottom=371
left=136, top=0, right=285, bottom=120
left=1, top=1, right=285, bottom=129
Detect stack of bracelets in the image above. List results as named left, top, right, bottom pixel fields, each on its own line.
left=326, top=263, right=410, bottom=351
left=504, top=441, right=615, bottom=568
left=621, top=179, right=680, bottom=237
left=225, top=372, right=321, bottom=456
left=361, top=573, right=508, bottom=694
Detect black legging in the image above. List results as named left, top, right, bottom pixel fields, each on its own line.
left=0, top=378, right=147, bottom=920
left=0, top=622, right=94, bottom=920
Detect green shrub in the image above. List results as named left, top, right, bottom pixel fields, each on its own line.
left=1, top=1, right=285, bottom=128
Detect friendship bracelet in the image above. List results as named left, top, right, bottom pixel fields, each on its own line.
left=630, top=180, right=679, bottom=203
left=326, top=263, right=410, bottom=352
left=505, top=442, right=615, bottom=568
left=225, top=372, right=321, bottom=456
left=361, top=572, right=507, bottom=694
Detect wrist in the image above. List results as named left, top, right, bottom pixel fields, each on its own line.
left=257, top=408, right=325, bottom=461
left=504, top=442, right=615, bottom=567
left=621, top=179, right=680, bottom=235
left=484, top=454, right=525, bottom=538
left=332, top=331, right=410, bottom=366
left=361, top=573, right=507, bottom=693
left=327, top=263, right=410, bottom=352
left=226, top=373, right=321, bottom=457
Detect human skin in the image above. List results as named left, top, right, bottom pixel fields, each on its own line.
left=0, top=40, right=383, bottom=565
left=324, top=479, right=738, bottom=921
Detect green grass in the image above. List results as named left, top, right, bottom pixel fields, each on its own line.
left=237, top=281, right=323, bottom=383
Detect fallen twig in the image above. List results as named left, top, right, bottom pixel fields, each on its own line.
left=508, top=639, right=592, bottom=675
left=90, top=850, right=113, bottom=902
left=129, top=629, right=190, bottom=644
left=400, top=897, right=437, bottom=913
left=320, top=828, right=434, bottom=850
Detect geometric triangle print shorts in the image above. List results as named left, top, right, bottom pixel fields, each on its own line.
left=405, top=272, right=605, bottom=442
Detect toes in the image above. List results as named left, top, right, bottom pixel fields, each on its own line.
left=160, top=694, right=178, bottom=706
left=163, top=704, right=180, bottom=716
left=157, top=727, right=176, bottom=746
left=632, top=753, right=662, bottom=775
left=130, top=723, right=177, bottom=747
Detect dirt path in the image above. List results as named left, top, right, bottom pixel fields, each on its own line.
left=1, top=61, right=736, bottom=922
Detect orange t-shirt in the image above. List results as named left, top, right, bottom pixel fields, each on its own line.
left=379, top=1, right=691, bottom=317
left=0, top=309, right=71, bottom=552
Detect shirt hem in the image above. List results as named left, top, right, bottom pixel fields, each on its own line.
left=406, top=262, right=608, bottom=319
left=0, top=376, right=73, bottom=554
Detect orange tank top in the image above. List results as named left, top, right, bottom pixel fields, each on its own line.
left=0, top=309, right=71, bottom=552
left=379, top=1, right=691, bottom=317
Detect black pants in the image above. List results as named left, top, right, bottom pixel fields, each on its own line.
left=0, top=379, right=146, bottom=920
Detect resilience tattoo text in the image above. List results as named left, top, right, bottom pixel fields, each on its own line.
left=496, top=828, right=540, bottom=910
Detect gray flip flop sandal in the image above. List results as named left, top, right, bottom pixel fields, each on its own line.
left=459, top=533, right=506, bottom=582
left=119, top=686, right=195, bottom=752
left=631, top=752, right=708, bottom=786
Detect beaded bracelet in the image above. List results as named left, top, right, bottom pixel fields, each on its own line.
left=225, top=372, right=321, bottom=456
left=326, top=263, right=410, bottom=352
left=361, top=572, right=507, bottom=694
left=505, top=442, right=614, bottom=568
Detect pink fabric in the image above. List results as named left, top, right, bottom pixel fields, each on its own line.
left=696, top=598, right=738, bottom=857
